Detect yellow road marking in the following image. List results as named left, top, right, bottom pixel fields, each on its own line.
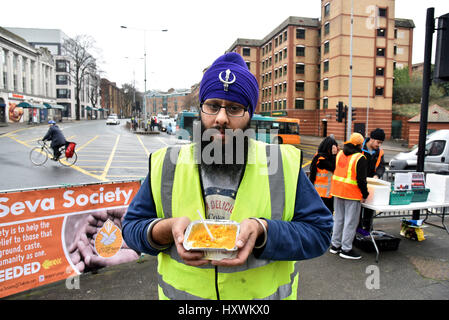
left=76, top=135, right=99, bottom=152
left=302, top=160, right=312, bottom=168
left=99, top=135, right=120, bottom=180
left=136, top=135, right=150, bottom=157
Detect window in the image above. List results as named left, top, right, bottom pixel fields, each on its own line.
left=295, top=81, right=304, bottom=92
left=324, top=22, right=330, bottom=36
left=377, top=29, right=386, bottom=37
left=283, top=48, right=287, bottom=59
left=296, top=63, right=305, bottom=74
left=376, top=67, right=385, bottom=76
left=283, top=65, right=287, bottom=75
left=426, top=140, right=446, bottom=156
left=56, top=75, right=68, bottom=85
left=275, top=38, right=278, bottom=47
left=296, top=28, right=305, bottom=39
left=57, top=88, right=71, bottom=98
left=246, top=61, right=250, bottom=69
left=56, top=60, right=69, bottom=72
left=242, top=48, right=251, bottom=56
left=324, top=2, right=330, bottom=16
left=378, top=8, right=387, bottom=17
left=284, top=31, right=287, bottom=42
left=323, top=78, right=329, bottom=91
left=323, top=60, right=329, bottom=72
left=375, top=87, right=384, bottom=96
left=394, top=46, right=397, bottom=55
left=296, top=46, right=305, bottom=57
left=376, top=48, right=385, bottom=57
left=283, top=82, right=287, bottom=93
left=295, top=98, right=304, bottom=109
left=324, top=41, right=330, bottom=54
left=323, top=97, right=328, bottom=109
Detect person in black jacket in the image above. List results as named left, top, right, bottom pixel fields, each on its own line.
left=359, top=128, right=385, bottom=230
left=43, top=120, right=67, bottom=160
left=309, top=135, right=338, bottom=212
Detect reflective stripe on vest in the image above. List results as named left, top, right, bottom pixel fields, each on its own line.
left=150, top=140, right=301, bottom=300
left=313, top=157, right=332, bottom=198
left=331, top=151, right=364, bottom=200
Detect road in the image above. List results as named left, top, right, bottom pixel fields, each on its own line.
left=0, top=120, right=181, bottom=191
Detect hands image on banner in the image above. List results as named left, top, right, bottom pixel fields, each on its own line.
left=65, top=207, right=139, bottom=273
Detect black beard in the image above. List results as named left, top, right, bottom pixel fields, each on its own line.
left=195, top=117, right=250, bottom=174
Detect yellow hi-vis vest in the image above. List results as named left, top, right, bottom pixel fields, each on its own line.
left=150, top=139, right=301, bottom=300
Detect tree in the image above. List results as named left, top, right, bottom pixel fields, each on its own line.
left=62, top=35, right=98, bottom=120
left=122, top=83, right=142, bottom=117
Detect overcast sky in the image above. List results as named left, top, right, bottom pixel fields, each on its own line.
left=2, top=0, right=449, bottom=92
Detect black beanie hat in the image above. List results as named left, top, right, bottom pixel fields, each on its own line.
left=370, top=128, right=385, bottom=141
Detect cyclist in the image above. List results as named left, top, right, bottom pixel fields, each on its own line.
left=42, top=120, right=67, bottom=160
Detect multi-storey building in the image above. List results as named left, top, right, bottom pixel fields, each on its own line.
left=100, top=78, right=127, bottom=118
left=227, top=0, right=414, bottom=140
left=145, top=88, right=192, bottom=117
left=0, top=27, right=57, bottom=125
left=5, top=27, right=102, bottom=121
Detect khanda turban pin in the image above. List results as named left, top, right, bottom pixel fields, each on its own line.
left=218, top=69, right=236, bottom=91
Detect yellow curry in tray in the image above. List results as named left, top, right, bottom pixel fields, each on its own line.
left=187, top=223, right=238, bottom=249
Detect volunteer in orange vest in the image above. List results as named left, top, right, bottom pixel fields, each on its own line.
left=329, top=132, right=369, bottom=260
left=359, top=128, right=385, bottom=231
left=309, top=135, right=338, bottom=213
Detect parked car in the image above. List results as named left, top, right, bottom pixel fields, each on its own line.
left=106, top=115, right=120, bottom=125
left=389, top=129, right=449, bottom=171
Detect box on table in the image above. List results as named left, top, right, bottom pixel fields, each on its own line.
left=426, top=173, right=449, bottom=203
left=365, top=177, right=391, bottom=206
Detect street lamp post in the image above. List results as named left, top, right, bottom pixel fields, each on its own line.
left=120, top=25, right=167, bottom=124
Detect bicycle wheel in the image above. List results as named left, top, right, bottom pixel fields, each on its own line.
left=30, top=147, right=49, bottom=166
left=59, top=151, right=77, bottom=167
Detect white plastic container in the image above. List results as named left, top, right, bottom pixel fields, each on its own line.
left=365, top=177, right=391, bottom=206
left=183, top=219, right=240, bottom=260
left=426, top=173, right=449, bottom=203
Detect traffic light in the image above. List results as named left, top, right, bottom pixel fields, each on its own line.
left=434, top=13, right=449, bottom=82
left=351, top=108, right=356, bottom=121
left=336, top=101, right=344, bottom=122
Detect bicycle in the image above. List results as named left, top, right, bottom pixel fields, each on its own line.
left=29, top=140, right=78, bottom=167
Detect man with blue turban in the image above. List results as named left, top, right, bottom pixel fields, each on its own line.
left=122, top=52, right=333, bottom=300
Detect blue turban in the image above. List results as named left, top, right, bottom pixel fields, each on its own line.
left=199, top=52, right=259, bottom=118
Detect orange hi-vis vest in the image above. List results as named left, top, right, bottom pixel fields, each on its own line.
left=330, top=151, right=365, bottom=201
left=314, top=156, right=333, bottom=198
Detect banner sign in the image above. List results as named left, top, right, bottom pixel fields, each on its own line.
left=0, top=180, right=141, bottom=298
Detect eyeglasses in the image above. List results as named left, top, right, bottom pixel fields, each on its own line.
left=201, top=103, right=248, bottom=117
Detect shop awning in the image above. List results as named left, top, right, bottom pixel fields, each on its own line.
left=43, top=103, right=65, bottom=110
left=97, top=108, right=105, bottom=111
left=17, top=102, right=44, bottom=109
left=85, top=106, right=93, bottom=110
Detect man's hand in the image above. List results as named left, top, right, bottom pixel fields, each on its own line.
left=211, top=218, right=266, bottom=267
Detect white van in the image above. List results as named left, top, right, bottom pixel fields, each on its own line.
left=389, top=129, right=449, bottom=171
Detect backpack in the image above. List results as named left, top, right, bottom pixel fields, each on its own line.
left=65, top=142, right=76, bottom=158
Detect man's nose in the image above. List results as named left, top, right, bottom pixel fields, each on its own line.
left=214, top=107, right=229, bottom=126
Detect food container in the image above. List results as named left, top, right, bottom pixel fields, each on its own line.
left=365, top=177, right=391, bottom=206
left=183, top=219, right=240, bottom=260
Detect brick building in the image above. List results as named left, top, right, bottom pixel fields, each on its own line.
left=100, top=78, right=128, bottom=118
left=227, top=0, right=414, bottom=140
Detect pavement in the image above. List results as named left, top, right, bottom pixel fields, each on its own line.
left=3, top=121, right=449, bottom=301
